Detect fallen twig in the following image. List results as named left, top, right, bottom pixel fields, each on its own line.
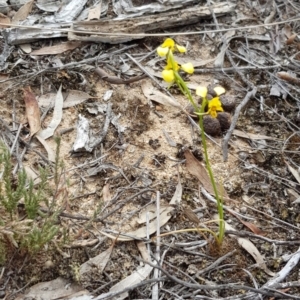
left=225, top=230, right=300, bottom=245
left=222, top=88, right=257, bottom=161
left=94, top=67, right=146, bottom=84
left=135, top=257, right=296, bottom=299
left=152, top=191, right=161, bottom=300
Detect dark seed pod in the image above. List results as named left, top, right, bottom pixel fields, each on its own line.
left=220, top=95, right=236, bottom=112
left=217, top=112, right=231, bottom=131
left=207, top=84, right=218, bottom=97
left=203, top=115, right=221, bottom=136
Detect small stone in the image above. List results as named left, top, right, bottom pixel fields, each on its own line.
left=203, top=115, right=221, bottom=136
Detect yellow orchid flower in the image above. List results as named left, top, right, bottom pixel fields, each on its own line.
left=162, top=69, right=175, bottom=83
left=157, top=46, right=169, bottom=57
left=181, top=62, right=194, bottom=74
left=161, top=61, right=194, bottom=83
left=214, top=86, right=226, bottom=96
left=165, top=55, right=180, bottom=71
left=157, top=38, right=187, bottom=56
left=196, top=86, right=208, bottom=98
left=161, top=38, right=175, bottom=50
left=207, top=97, right=223, bottom=118
left=176, top=44, right=187, bottom=53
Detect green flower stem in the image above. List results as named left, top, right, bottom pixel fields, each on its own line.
left=199, top=98, right=224, bottom=245
left=174, top=71, right=197, bottom=110
left=171, top=57, right=224, bottom=245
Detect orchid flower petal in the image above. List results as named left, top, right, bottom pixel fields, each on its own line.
left=214, top=86, right=226, bottom=96
left=176, top=45, right=187, bottom=53
left=161, top=38, right=175, bottom=50
left=181, top=62, right=194, bottom=74
left=157, top=46, right=169, bottom=57
left=196, top=86, right=208, bottom=98
left=162, top=70, right=175, bottom=82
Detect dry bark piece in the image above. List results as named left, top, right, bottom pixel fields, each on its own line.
left=203, top=115, right=221, bottom=136
left=217, top=112, right=231, bottom=131
left=70, top=2, right=236, bottom=44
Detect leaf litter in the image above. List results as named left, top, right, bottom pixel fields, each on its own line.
left=1, top=1, right=300, bottom=299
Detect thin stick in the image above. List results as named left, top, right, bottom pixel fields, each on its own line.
left=9, top=123, right=22, bottom=155
left=136, top=257, right=296, bottom=298
left=152, top=191, right=161, bottom=299
left=222, top=88, right=257, bottom=161
left=194, top=65, right=279, bottom=73
left=126, top=53, right=176, bottom=100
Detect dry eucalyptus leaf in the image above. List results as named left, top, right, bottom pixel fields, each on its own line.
left=100, top=206, right=174, bottom=242
left=23, top=86, right=41, bottom=137
left=100, top=179, right=182, bottom=241
left=35, top=135, right=55, bottom=162
left=100, top=264, right=153, bottom=300
left=282, top=24, right=297, bottom=45
left=16, top=277, right=88, bottom=300
left=135, top=204, right=171, bottom=225
left=233, top=129, right=278, bottom=141
left=65, top=90, right=98, bottom=106
left=286, top=34, right=297, bottom=45
left=277, top=71, right=300, bottom=86
left=100, top=241, right=152, bottom=300
left=31, top=41, right=84, bottom=55
left=0, top=13, right=11, bottom=28
left=230, top=211, right=265, bottom=236
left=79, top=244, right=113, bottom=276
left=285, top=161, right=300, bottom=184
left=141, top=81, right=181, bottom=108
left=176, top=57, right=215, bottom=67
left=37, top=85, right=63, bottom=140
left=38, top=90, right=96, bottom=108
left=184, top=149, right=228, bottom=198
left=12, top=0, right=34, bottom=24
left=185, top=149, right=213, bottom=194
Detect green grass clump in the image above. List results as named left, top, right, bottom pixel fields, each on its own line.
left=0, top=140, right=64, bottom=264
